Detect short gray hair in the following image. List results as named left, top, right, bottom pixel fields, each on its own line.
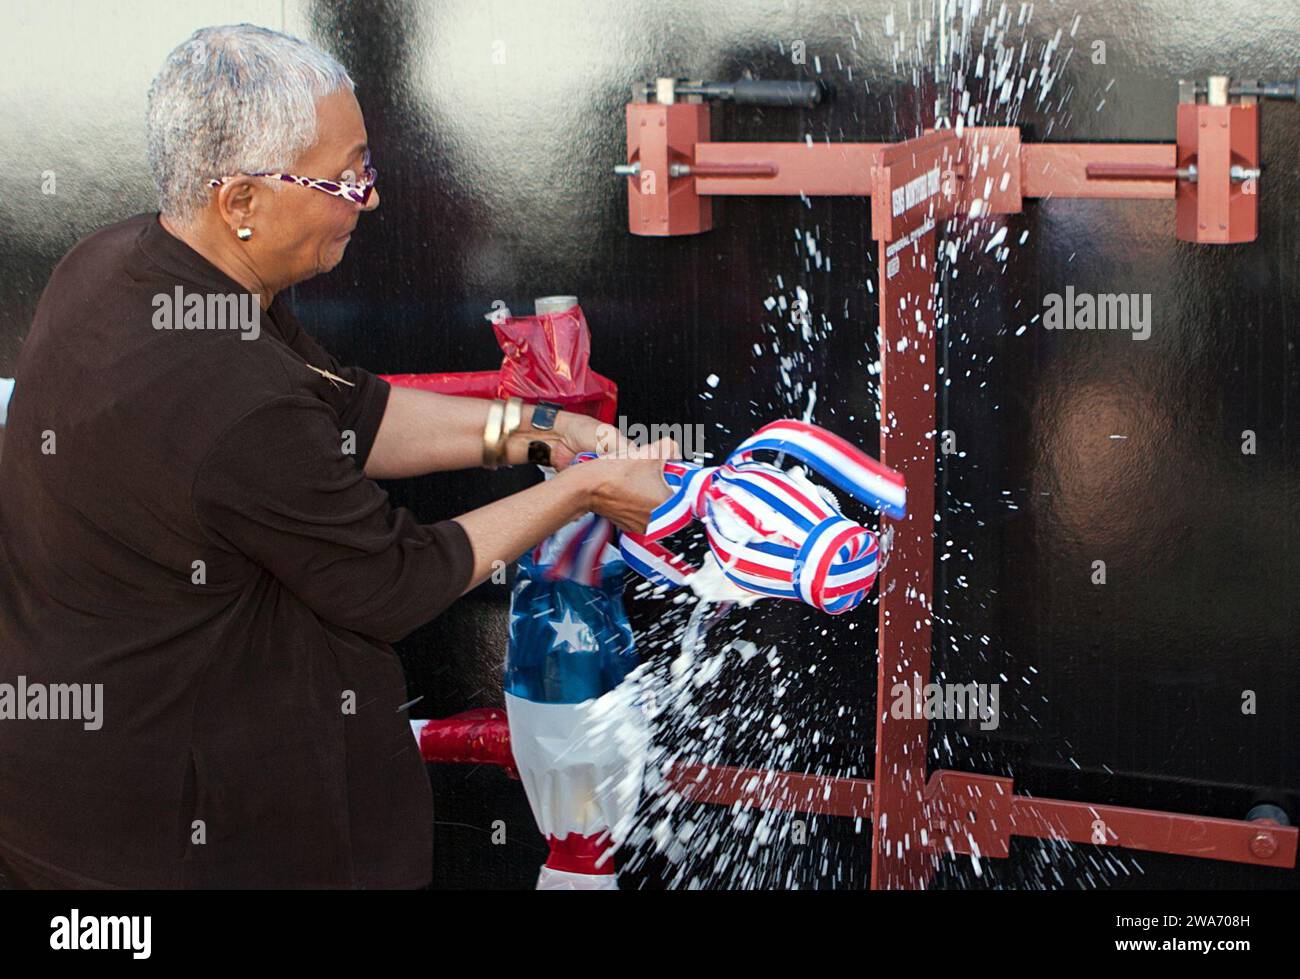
left=147, top=24, right=354, bottom=226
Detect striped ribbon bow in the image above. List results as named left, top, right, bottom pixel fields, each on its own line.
left=554, top=420, right=906, bottom=615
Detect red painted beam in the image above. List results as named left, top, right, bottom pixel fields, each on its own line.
left=868, top=130, right=951, bottom=889
left=693, top=142, right=885, bottom=196
left=666, top=762, right=873, bottom=819
left=690, top=137, right=1178, bottom=203
left=1008, top=796, right=1298, bottom=869
left=1021, top=142, right=1175, bottom=199
left=663, top=763, right=1298, bottom=870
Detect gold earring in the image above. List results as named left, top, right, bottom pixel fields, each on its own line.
left=236, top=227, right=253, bottom=241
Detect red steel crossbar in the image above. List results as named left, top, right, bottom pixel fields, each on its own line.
left=665, top=764, right=1297, bottom=871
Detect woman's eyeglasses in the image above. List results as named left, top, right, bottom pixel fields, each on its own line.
left=209, top=149, right=377, bottom=205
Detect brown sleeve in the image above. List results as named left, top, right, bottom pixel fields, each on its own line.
left=270, top=302, right=391, bottom=467
left=191, top=395, right=474, bottom=643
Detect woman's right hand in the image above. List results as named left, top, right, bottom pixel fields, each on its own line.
left=571, top=436, right=679, bottom=534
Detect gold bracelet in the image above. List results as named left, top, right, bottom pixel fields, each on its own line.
left=495, top=396, right=524, bottom=467
left=482, top=400, right=506, bottom=469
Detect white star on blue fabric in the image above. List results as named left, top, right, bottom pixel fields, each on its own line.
left=508, top=581, right=529, bottom=639
left=550, top=609, right=596, bottom=652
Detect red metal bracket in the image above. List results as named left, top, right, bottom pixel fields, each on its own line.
left=625, top=101, right=713, bottom=236
left=620, top=87, right=1294, bottom=887
left=1175, top=101, right=1259, bottom=243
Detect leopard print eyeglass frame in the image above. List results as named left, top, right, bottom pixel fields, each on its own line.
left=208, top=148, right=377, bottom=205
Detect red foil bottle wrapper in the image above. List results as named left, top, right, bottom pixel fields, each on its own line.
left=382, top=303, right=617, bottom=423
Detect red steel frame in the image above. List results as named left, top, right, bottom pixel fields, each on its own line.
left=623, top=98, right=1294, bottom=887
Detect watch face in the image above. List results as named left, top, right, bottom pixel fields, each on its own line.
left=533, top=402, right=561, bottom=430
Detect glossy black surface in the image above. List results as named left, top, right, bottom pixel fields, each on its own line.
left=0, top=0, right=1296, bottom=889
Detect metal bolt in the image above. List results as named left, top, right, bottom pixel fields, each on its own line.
left=1207, top=75, right=1230, bottom=106
left=1250, top=830, right=1278, bottom=859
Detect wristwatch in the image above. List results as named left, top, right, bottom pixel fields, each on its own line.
left=530, top=400, right=563, bottom=431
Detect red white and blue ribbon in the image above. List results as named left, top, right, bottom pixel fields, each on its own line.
left=550, top=421, right=905, bottom=615
left=541, top=511, right=616, bottom=587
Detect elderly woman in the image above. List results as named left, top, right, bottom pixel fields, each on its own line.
left=0, top=24, right=670, bottom=889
